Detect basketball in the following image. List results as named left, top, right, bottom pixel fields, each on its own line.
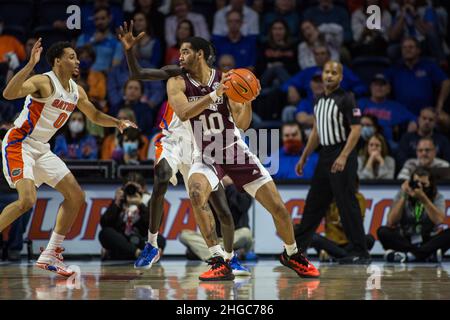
left=224, top=68, right=259, bottom=103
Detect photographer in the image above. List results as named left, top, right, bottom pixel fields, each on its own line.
left=377, top=167, right=450, bottom=262
left=99, top=172, right=166, bottom=260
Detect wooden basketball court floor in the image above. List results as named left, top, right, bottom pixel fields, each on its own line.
left=0, top=259, right=449, bottom=300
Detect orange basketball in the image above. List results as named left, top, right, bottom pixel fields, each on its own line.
left=224, top=68, right=259, bottom=103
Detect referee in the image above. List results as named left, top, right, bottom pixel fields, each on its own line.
left=294, top=61, right=370, bottom=264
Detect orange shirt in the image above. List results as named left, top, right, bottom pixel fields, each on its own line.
left=87, top=70, right=106, bottom=100
left=0, top=35, right=26, bottom=62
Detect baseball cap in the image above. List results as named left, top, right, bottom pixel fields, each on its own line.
left=371, top=73, right=388, bottom=84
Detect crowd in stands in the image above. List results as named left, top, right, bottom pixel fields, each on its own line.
left=0, top=0, right=450, bottom=181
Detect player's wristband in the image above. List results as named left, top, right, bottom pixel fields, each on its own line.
left=209, top=90, right=220, bottom=103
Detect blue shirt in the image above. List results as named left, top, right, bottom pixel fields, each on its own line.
left=76, top=32, right=123, bottom=72
left=107, top=60, right=165, bottom=112
left=212, top=34, right=257, bottom=68
left=281, top=66, right=367, bottom=98
left=81, top=4, right=124, bottom=36
left=296, top=97, right=314, bottom=115
left=54, top=134, right=98, bottom=160
left=303, top=5, right=353, bottom=43
left=264, top=148, right=319, bottom=180
left=385, top=59, right=448, bottom=115
left=358, top=98, right=417, bottom=141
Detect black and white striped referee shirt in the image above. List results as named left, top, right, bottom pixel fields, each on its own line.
left=313, top=88, right=361, bottom=147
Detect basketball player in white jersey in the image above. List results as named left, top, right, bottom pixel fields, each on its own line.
left=117, top=21, right=250, bottom=277
left=1, top=39, right=136, bottom=277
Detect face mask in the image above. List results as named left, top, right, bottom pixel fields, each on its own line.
left=123, top=141, right=139, bottom=155
left=361, top=126, right=375, bottom=140
left=283, top=138, right=303, bottom=154
left=69, top=120, right=84, bottom=134
left=79, top=59, right=93, bottom=71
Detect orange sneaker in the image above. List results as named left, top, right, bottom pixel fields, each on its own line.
left=36, top=247, right=75, bottom=278
left=199, top=256, right=235, bottom=281
left=279, top=250, right=320, bottom=278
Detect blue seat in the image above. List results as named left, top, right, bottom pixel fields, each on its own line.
left=352, top=56, right=391, bottom=87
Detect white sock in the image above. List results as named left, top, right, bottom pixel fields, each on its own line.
left=46, top=232, right=65, bottom=251
left=148, top=230, right=158, bottom=248
left=284, top=242, right=298, bottom=257
left=224, top=251, right=234, bottom=261
left=209, top=245, right=225, bottom=258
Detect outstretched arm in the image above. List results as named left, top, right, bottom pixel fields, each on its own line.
left=167, top=74, right=230, bottom=121
left=118, top=20, right=183, bottom=80
left=77, top=85, right=137, bottom=133
left=3, top=38, right=44, bottom=100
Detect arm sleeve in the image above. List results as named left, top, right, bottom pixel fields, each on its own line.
left=430, top=62, right=448, bottom=87
left=100, top=203, right=121, bottom=228
left=397, top=160, right=414, bottom=180
left=113, top=41, right=124, bottom=65
left=378, top=157, right=396, bottom=179
left=433, top=193, right=446, bottom=213
left=358, top=156, right=375, bottom=179
left=342, top=92, right=361, bottom=125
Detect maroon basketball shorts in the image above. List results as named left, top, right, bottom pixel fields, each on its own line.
left=188, top=140, right=272, bottom=197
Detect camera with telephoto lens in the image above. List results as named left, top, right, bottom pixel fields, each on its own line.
left=123, top=183, right=140, bottom=197
left=409, top=178, right=420, bottom=190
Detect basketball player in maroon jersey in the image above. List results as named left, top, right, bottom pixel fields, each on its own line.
left=117, top=21, right=249, bottom=276
left=167, top=37, right=320, bottom=280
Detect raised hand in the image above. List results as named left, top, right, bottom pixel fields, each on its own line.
left=117, top=119, right=138, bottom=133
left=117, top=20, right=145, bottom=51
left=29, top=38, right=43, bottom=66
left=216, top=72, right=231, bottom=96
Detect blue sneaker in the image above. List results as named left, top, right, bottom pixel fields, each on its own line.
left=134, top=243, right=160, bottom=269
left=229, top=254, right=251, bottom=276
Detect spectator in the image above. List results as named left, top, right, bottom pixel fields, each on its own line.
left=212, top=10, right=258, bottom=70
left=295, top=71, right=324, bottom=136
left=303, top=0, right=353, bottom=43
left=53, top=111, right=99, bottom=160
left=397, top=107, right=450, bottom=167
left=217, top=54, right=236, bottom=72
left=74, top=45, right=107, bottom=106
left=81, top=0, right=124, bottom=35
left=264, top=123, right=318, bottom=180
left=397, top=137, right=450, bottom=180
left=307, top=178, right=375, bottom=261
left=358, top=74, right=417, bottom=147
left=76, top=6, right=123, bottom=72
left=282, top=44, right=366, bottom=106
left=179, top=175, right=253, bottom=261
left=108, top=60, right=165, bottom=118
left=127, top=0, right=166, bottom=41
left=257, top=19, right=298, bottom=92
left=110, top=79, right=160, bottom=136
left=213, top=0, right=259, bottom=37
left=385, top=37, right=450, bottom=116
left=131, top=11, right=162, bottom=68
left=356, top=114, right=384, bottom=152
left=358, top=133, right=395, bottom=179
left=297, top=20, right=340, bottom=70
left=101, top=109, right=150, bottom=162
left=99, top=172, right=166, bottom=260
left=378, top=167, right=450, bottom=262
left=0, top=19, right=25, bottom=71
left=261, top=0, right=300, bottom=43
left=165, top=19, right=194, bottom=65
left=165, top=0, right=210, bottom=48
left=388, top=0, right=447, bottom=65
left=351, top=0, right=391, bottom=56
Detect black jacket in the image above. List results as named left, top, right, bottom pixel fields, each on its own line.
left=100, top=202, right=150, bottom=237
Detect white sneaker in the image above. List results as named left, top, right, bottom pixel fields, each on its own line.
left=36, top=247, right=75, bottom=277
